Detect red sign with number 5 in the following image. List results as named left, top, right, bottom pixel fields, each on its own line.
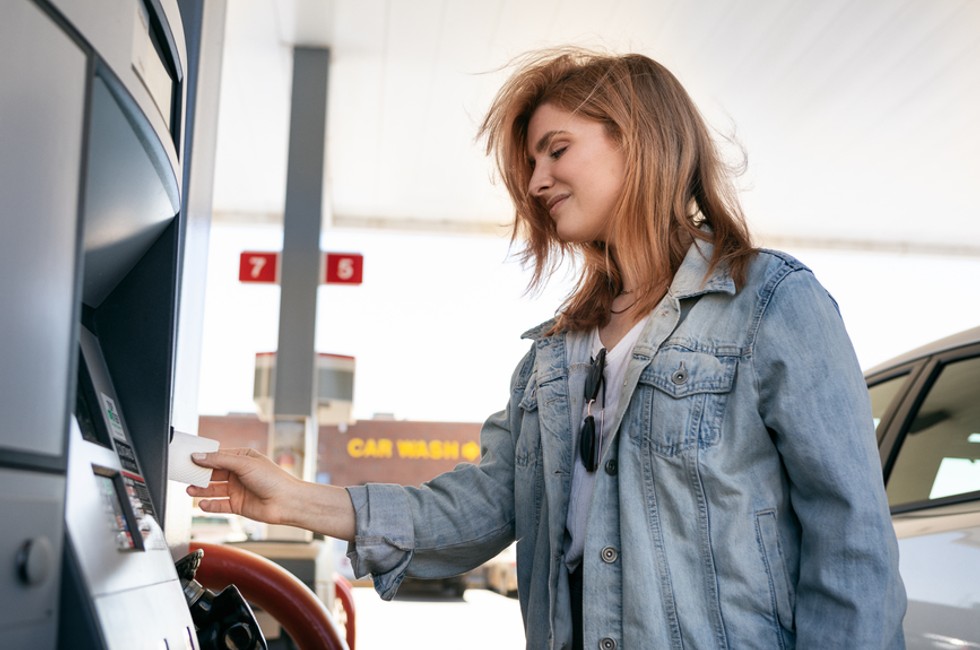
left=324, top=253, right=363, bottom=285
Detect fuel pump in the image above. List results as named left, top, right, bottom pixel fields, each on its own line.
left=2, top=0, right=268, bottom=647
left=2, top=2, right=347, bottom=648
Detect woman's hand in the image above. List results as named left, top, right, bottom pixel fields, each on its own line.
left=187, top=448, right=297, bottom=524
left=187, top=447, right=356, bottom=540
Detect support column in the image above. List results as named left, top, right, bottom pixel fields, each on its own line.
left=270, top=47, right=330, bottom=499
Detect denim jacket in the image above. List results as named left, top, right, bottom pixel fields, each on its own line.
left=347, top=240, right=907, bottom=649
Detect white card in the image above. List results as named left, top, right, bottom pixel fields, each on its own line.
left=168, top=430, right=220, bottom=487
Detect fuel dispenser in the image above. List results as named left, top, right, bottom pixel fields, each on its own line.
left=65, top=324, right=264, bottom=649
left=1, top=0, right=302, bottom=647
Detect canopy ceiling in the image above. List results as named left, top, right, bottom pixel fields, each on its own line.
left=209, top=0, right=980, bottom=256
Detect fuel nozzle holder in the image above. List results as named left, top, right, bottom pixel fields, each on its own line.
left=176, top=549, right=268, bottom=650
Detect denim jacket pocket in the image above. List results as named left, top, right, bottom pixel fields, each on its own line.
left=754, top=509, right=796, bottom=639
left=632, top=348, right=737, bottom=457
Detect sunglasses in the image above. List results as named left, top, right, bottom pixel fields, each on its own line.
left=580, top=347, right=606, bottom=472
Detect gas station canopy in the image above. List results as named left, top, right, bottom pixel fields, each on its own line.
left=213, top=0, right=980, bottom=256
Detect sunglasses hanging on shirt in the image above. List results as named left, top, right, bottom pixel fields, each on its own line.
left=580, top=348, right=606, bottom=472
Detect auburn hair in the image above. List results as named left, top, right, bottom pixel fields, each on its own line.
left=479, top=48, right=755, bottom=333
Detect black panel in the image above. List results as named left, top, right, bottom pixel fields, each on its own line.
left=92, top=218, right=179, bottom=524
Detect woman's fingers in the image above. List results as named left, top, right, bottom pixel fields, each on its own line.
left=197, top=498, right=232, bottom=514
left=187, top=482, right=230, bottom=499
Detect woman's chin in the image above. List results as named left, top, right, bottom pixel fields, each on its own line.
left=556, top=226, right=605, bottom=245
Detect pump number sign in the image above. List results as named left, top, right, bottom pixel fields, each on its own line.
left=239, top=251, right=363, bottom=285
left=324, top=253, right=363, bottom=285
left=239, top=252, right=279, bottom=283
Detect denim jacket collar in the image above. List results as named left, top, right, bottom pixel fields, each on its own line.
left=520, top=236, right=735, bottom=344
left=670, top=236, right=737, bottom=299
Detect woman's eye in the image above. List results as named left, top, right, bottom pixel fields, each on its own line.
left=549, top=146, right=567, bottom=160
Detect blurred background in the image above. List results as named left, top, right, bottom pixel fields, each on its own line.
left=198, top=0, right=980, bottom=424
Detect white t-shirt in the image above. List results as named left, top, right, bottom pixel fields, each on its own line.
left=564, top=314, right=651, bottom=571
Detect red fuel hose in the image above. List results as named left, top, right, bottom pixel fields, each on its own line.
left=190, top=541, right=350, bottom=650
left=333, top=574, right=357, bottom=650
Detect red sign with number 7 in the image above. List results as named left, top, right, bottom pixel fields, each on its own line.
left=239, top=252, right=279, bottom=283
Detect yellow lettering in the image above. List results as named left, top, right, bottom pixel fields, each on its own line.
left=347, top=438, right=364, bottom=458
left=462, top=441, right=481, bottom=462
left=386, top=440, right=467, bottom=460
left=396, top=440, right=414, bottom=458
left=347, top=438, right=392, bottom=459
left=442, top=441, right=459, bottom=460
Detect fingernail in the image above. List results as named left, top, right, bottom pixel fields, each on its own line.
left=191, top=452, right=206, bottom=461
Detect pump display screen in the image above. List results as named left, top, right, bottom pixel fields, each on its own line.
left=75, top=354, right=112, bottom=448
left=93, top=468, right=142, bottom=551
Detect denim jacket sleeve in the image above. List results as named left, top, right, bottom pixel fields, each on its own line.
left=752, top=266, right=906, bottom=648
left=345, top=346, right=535, bottom=600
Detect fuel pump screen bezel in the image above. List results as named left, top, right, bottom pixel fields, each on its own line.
left=75, top=352, right=112, bottom=449
left=91, top=465, right=145, bottom=552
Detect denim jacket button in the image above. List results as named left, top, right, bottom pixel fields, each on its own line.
left=604, top=459, right=617, bottom=475
left=671, top=362, right=688, bottom=385
left=599, top=637, right=617, bottom=650
left=600, top=547, right=618, bottom=563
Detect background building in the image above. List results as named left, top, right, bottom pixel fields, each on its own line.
left=201, top=414, right=483, bottom=487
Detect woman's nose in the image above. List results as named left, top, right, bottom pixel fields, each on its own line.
left=528, top=165, right=551, bottom=196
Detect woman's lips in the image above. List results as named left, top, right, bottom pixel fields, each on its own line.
left=547, top=194, right=569, bottom=214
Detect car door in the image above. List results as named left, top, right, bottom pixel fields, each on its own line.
left=869, top=343, right=980, bottom=649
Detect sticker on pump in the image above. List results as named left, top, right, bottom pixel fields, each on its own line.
left=100, top=394, right=127, bottom=442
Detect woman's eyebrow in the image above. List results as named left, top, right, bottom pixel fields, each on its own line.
left=533, top=130, right=568, bottom=154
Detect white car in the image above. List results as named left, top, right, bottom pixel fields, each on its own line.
left=483, top=542, right=518, bottom=597
left=189, top=508, right=250, bottom=544
left=866, top=325, right=980, bottom=649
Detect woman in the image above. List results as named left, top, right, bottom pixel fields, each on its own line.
left=190, top=49, right=906, bottom=648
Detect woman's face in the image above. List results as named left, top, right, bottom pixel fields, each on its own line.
left=526, top=103, right=626, bottom=244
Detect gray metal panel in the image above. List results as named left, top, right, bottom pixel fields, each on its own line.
left=0, top=468, right=66, bottom=649
left=0, top=0, right=86, bottom=458
left=274, top=47, right=330, bottom=417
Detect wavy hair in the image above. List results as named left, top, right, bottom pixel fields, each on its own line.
left=479, top=48, right=755, bottom=333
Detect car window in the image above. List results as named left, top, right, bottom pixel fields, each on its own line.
left=886, top=355, right=980, bottom=507
left=868, top=373, right=910, bottom=432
